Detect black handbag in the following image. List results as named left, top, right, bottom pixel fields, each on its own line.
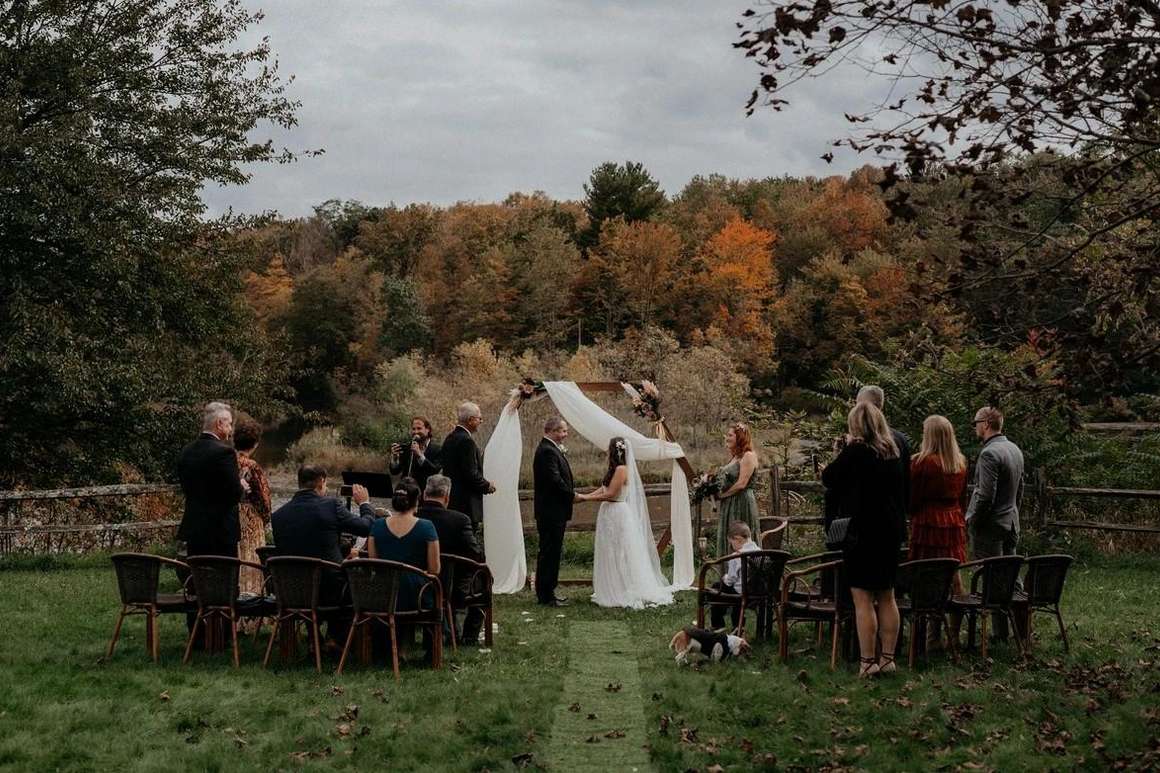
left=825, top=516, right=856, bottom=550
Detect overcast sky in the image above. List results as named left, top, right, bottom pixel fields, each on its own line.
left=201, top=1, right=880, bottom=217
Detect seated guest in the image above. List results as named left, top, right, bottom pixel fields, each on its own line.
left=271, top=465, right=375, bottom=645
left=418, top=475, right=484, bottom=643
left=710, top=521, right=761, bottom=632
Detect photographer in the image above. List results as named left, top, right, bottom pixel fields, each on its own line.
left=390, top=416, right=442, bottom=491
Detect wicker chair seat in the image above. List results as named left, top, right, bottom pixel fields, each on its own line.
left=154, top=593, right=194, bottom=611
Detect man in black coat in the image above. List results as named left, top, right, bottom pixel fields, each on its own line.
left=417, top=474, right=485, bottom=642
left=389, top=415, right=442, bottom=491
left=271, top=465, right=375, bottom=644
left=441, top=401, right=494, bottom=532
left=533, top=417, right=577, bottom=607
left=857, top=385, right=912, bottom=511
left=177, top=402, right=245, bottom=557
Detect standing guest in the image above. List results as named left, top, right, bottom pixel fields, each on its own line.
left=856, top=385, right=912, bottom=512
left=271, top=466, right=375, bottom=647
left=369, top=478, right=441, bottom=657
left=234, top=416, right=271, bottom=598
left=822, top=403, right=907, bottom=677
left=965, top=406, right=1025, bottom=643
left=441, top=402, right=495, bottom=534
left=533, top=417, right=578, bottom=608
left=710, top=521, right=761, bottom=631
left=713, top=423, right=761, bottom=558
left=417, top=474, right=485, bottom=643
left=177, top=401, right=246, bottom=557
left=390, top=416, right=442, bottom=491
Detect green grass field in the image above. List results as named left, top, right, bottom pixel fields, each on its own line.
left=1, top=547, right=1158, bottom=772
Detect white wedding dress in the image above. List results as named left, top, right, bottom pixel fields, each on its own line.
left=590, top=454, right=674, bottom=609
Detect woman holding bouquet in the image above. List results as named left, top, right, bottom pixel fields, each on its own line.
left=712, top=423, right=760, bottom=557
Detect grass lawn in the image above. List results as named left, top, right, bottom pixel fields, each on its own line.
left=1, top=547, right=1159, bottom=772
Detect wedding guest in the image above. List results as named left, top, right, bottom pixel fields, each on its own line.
left=177, top=401, right=245, bottom=557
left=822, top=403, right=907, bottom=677
left=856, top=385, right=912, bottom=511
left=271, top=465, right=375, bottom=645
left=417, top=474, right=485, bottom=643
left=370, top=478, right=441, bottom=657
left=441, top=401, right=495, bottom=534
left=713, top=422, right=760, bottom=557
left=390, top=416, right=442, bottom=491
left=234, top=416, right=271, bottom=598
left=965, top=406, right=1025, bottom=642
left=710, top=521, right=761, bottom=631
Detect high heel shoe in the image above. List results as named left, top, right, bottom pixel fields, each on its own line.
left=878, top=651, right=897, bottom=674
left=858, top=656, right=880, bottom=678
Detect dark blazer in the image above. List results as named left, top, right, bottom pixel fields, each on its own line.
left=893, top=428, right=912, bottom=514
left=441, top=426, right=490, bottom=526
left=822, top=440, right=908, bottom=544
left=418, top=500, right=482, bottom=562
left=965, top=434, right=1025, bottom=535
left=533, top=438, right=574, bottom=524
left=177, top=433, right=244, bottom=547
left=390, top=439, right=442, bottom=490
left=270, top=490, right=375, bottom=565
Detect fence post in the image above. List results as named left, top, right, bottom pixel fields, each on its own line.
left=769, top=465, right=782, bottom=520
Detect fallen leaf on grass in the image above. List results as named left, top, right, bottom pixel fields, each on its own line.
left=334, top=705, right=360, bottom=722
left=335, top=724, right=351, bottom=737
left=831, top=697, right=850, bottom=706
left=706, top=765, right=725, bottom=773
left=651, top=692, right=663, bottom=701
left=586, top=713, right=598, bottom=720
left=605, top=682, right=623, bottom=693
left=568, top=702, right=581, bottom=713
left=751, top=752, right=777, bottom=767
left=739, top=738, right=754, bottom=753
left=896, top=697, right=913, bottom=709
left=659, top=715, right=672, bottom=735
left=585, top=735, right=599, bottom=743
left=512, top=752, right=535, bottom=767
left=605, top=729, right=626, bottom=739
left=159, top=691, right=170, bottom=702
left=679, top=726, right=698, bottom=744
left=329, top=686, right=344, bottom=696
left=371, top=688, right=387, bottom=703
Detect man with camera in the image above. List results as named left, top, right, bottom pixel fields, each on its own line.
left=390, top=415, right=442, bottom=491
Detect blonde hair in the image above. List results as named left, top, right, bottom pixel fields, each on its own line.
left=846, top=403, right=899, bottom=460
left=915, top=415, right=967, bottom=475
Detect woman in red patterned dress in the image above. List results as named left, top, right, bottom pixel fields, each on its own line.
left=234, top=417, right=271, bottom=598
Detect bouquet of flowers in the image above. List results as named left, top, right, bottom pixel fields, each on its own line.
left=689, top=472, right=721, bottom=505
left=625, top=380, right=662, bottom=422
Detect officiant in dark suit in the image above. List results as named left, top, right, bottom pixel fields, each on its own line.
left=177, top=402, right=245, bottom=557
left=441, top=401, right=494, bottom=533
left=534, top=417, right=578, bottom=607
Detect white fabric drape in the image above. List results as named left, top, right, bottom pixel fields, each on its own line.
left=481, top=400, right=527, bottom=593
left=542, top=381, right=694, bottom=589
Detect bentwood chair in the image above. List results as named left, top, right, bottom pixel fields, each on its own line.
left=895, top=558, right=961, bottom=667
left=108, top=553, right=194, bottom=662
left=182, top=555, right=274, bottom=667
left=440, top=554, right=494, bottom=650
left=948, top=555, right=1026, bottom=659
left=263, top=556, right=343, bottom=672
left=1013, top=554, right=1074, bottom=653
left=696, top=549, right=791, bottom=641
left=778, top=558, right=854, bottom=669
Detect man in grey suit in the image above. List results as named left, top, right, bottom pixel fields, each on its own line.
left=965, top=406, right=1025, bottom=641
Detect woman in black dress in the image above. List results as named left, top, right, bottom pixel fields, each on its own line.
left=822, top=402, right=907, bottom=677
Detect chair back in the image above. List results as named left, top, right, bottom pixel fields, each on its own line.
left=1023, top=554, right=1073, bottom=606
left=111, top=553, right=161, bottom=605
left=738, top=549, right=791, bottom=598
left=255, top=545, right=278, bottom=567
left=976, top=555, right=1025, bottom=606
left=343, top=558, right=405, bottom=615
left=759, top=518, right=788, bottom=550
left=186, top=556, right=242, bottom=608
left=267, top=556, right=323, bottom=610
left=898, top=558, right=959, bottom=612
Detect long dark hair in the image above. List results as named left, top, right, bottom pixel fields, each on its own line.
left=603, top=437, right=628, bottom=486
left=391, top=477, right=422, bottom=513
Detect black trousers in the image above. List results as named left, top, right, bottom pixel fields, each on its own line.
left=710, top=581, right=743, bottom=630
left=535, top=518, right=567, bottom=603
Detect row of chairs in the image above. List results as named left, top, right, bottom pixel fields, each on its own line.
left=107, top=550, right=493, bottom=679
left=696, top=534, right=1072, bottom=669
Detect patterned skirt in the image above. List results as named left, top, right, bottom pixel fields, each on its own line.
left=908, top=505, right=967, bottom=564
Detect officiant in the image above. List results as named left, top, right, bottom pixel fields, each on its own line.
left=533, top=417, right=578, bottom=607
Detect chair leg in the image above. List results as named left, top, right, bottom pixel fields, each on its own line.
left=696, top=599, right=705, bottom=628
left=336, top=618, right=358, bottom=675
left=778, top=614, right=789, bottom=662
left=311, top=613, right=322, bottom=674
left=433, top=623, right=443, bottom=670
left=1007, top=611, right=1026, bottom=657
left=148, top=608, right=160, bottom=663
left=735, top=603, right=747, bottom=637
left=1055, top=609, right=1070, bottom=653
left=446, top=602, right=458, bottom=653
left=485, top=604, right=494, bottom=647
left=389, top=621, right=400, bottom=681
left=908, top=617, right=918, bottom=669
left=263, top=618, right=281, bottom=669
left=107, top=607, right=127, bottom=659
left=943, top=614, right=960, bottom=664
left=829, top=616, right=840, bottom=670
left=981, top=613, right=989, bottom=660
left=230, top=612, right=240, bottom=668
left=183, top=616, right=202, bottom=664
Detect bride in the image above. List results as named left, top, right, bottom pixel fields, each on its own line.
left=578, top=436, right=674, bottom=609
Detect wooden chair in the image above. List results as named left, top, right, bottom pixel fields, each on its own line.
left=263, top=556, right=342, bottom=672
left=895, top=558, right=960, bottom=667
left=182, top=555, right=274, bottom=667
left=948, top=555, right=1025, bottom=659
left=759, top=518, right=788, bottom=550
left=778, top=558, right=853, bottom=669
left=338, top=558, right=445, bottom=679
left=108, top=553, right=193, bottom=662
left=255, top=545, right=278, bottom=568
left=696, top=549, right=791, bottom=640
left=440, top=554, right=494, bottom=650
left=1013, top=554, right=1073, bottom=653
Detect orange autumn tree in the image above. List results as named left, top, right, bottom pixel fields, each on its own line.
left=804, top=176, right=889, bottom=257
left=243, top=253, right=294, bottom=327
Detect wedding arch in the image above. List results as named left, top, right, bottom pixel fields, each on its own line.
left=481, top=380, right=696, bottom=595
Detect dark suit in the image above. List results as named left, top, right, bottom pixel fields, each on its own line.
left=893, top=428, right=912, bottom=517
left=177, top=433, right=244, bottom=556
left=271, top=490, right=375, bottom=642
left=441, top=426, right=490, bottom=529
left=418, top=499, right=484, bottom=641
left=390, top=439, right=442, bottom=491
left=533, top=438, right=574, bottom=604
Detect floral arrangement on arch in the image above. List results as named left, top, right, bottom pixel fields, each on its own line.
left=624, top=380, right=662, bottom=422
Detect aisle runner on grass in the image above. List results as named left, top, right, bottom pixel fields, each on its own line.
left=543, top=621, right=652, bottom=772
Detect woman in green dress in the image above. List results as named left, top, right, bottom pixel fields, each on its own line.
left=714, top=422, right=761, bottom=556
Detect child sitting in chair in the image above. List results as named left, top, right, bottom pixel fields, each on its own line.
left=711, top=521, right=761, bottom=631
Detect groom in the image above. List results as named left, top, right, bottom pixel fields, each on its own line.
left=534, top=417, right=578, bottom=607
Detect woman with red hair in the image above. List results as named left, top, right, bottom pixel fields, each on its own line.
left=713, top=423, right=761, bottom=557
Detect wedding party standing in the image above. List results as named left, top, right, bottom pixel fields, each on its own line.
left=441, top=402, right=495, bottom=536
left=390, top=416, right=442, bottom=491
left=713, top=423, right=761, bottom=557
left=909, top=416, right=968, bottom=567
left=533, top=417, right=577, bottom=607
left=177, top=402, right=245, bottom=558
left=822, top=403, right=908, bottom=677
left=234, top=416, right=271, bottom=598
